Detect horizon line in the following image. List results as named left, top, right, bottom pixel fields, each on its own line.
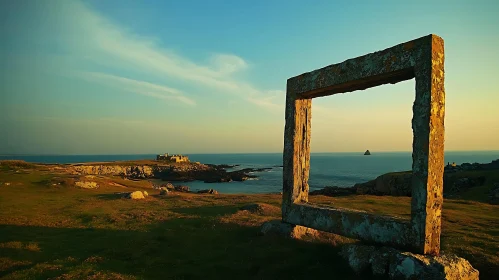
left=2, top=150, right=499, bottom=157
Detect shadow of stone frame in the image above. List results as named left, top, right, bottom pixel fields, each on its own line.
left=281, top=34, right=445, bottom=256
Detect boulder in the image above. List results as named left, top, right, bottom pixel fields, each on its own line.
left=161, top=183, right=175, bottom=190
left=75, top=181, right=99, bottom=189
left=125, top=191, right=145, bottom=200
left=159, top=187, right=169, bottom=195
left=143, top=191, right=149, bottom=197
left=197, top=189, right=219, bottom=195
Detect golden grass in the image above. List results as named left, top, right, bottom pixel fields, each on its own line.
left=0, top=165, right=498, bottom=279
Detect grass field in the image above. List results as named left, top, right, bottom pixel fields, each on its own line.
left=0, top=162, right=498, bottom=279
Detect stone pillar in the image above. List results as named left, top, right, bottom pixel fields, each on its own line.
left=282, top=92, right=312, bottom=217
left=411, top=35, right=445, bottom=255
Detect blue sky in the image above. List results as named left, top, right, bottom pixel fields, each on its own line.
left=1, top=0, right=498, bottom=154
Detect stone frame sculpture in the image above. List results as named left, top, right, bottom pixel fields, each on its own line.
left=282, top=34, right=445, bottom=255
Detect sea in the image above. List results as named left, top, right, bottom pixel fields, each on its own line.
left=1, top=151, right=498, bottom=194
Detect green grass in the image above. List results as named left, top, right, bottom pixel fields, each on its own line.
left=0, top=164, right=498, bottom=279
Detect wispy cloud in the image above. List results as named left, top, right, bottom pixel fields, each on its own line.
left=79, top=72, right=196, bottom=106
left=54, top=0, right=283, bottom=110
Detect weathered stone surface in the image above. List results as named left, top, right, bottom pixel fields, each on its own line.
left=410, top=35, right=445, bottom=256
left=341, top=244, right=479, bottom=280
left=75, top=181, right=99, bottom=189
left=260, top=220, right=318, bottom=239
left=283, top=203, right=413, bottom=248
left=282, top=97, right=311, bottom=217
left=282, top=34, right=446, bottom=255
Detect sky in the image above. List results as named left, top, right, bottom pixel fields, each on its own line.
left=1, top=0, right=498, bottom=155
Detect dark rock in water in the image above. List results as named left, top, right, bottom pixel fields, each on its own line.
left=364, top=150, right=371, bottom=155
left=197, top=189, right=218, bottom=195
left=309, top=186, right=356, bottom=196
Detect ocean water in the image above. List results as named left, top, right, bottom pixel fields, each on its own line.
left=1, top=151, right=498, bottom=194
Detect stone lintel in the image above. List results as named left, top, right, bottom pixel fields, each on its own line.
left=287, top=35, right=442, bottom=99
left=283, top=203, right=413, bottom=248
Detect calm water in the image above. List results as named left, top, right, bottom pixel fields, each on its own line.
left=2, top=151, right=498, bottom=194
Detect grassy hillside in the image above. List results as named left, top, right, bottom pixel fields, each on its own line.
left=0, top=163, right=498, bottom=279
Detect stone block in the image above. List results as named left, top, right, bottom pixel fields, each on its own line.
left=340, top=244, right=479, bottom=280
left=260, top=220, right=318, bottom=239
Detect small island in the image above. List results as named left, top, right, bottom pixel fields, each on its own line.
left=364, top=150, right=371, bottom=155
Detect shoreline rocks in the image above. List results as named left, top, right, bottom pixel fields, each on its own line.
left=312, top=159, right=499, bottom=201
left=67, top=162, right=274, bottom=184
left=197, top=189, right=218, bottom=194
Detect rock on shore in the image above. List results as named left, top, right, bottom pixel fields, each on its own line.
left=67, top=163, right=266, bottom=183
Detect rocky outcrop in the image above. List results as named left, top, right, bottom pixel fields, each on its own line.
left=67, top=163, right=265, bottom=183
left=75, top=181, right=99, bottom=189
left=197, top=189, right=218, bottom=195
left=69, top=165, right=158, bottom=179
left=355, top=172, right=412, bottom=196
left=351, top=171, right=487, bottom=197
left=489, top=182, right=499, bottom=205
left=445, top=159, right=499, bottom=173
